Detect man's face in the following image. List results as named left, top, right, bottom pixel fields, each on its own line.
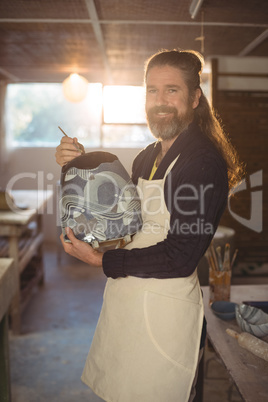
left=145, top=65, right=198, bottom=141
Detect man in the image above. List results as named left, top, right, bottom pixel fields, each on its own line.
left=55, top=49, right=242, bottom=401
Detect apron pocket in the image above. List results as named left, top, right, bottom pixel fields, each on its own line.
left=144, top=290, right=203, bottom=370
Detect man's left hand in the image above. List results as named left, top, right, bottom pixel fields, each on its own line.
left=60, top=227, right=103, bottom=267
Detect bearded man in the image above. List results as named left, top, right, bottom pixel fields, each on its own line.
left=55, top=49, right=242, bottom=402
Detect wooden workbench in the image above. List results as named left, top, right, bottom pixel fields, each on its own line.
left=0, top=190, right=53, bottom=334
left=0, top=258, right=16, bottom=402
left=202, top=285, right=268, bottom=402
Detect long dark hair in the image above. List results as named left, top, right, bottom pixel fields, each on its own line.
left=144, top=49, right=244, bottom=190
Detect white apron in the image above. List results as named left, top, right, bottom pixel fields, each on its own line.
left=81, top=156, right=204, bottom=402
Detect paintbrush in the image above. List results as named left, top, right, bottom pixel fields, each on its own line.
left=210, top=241, right=219, bottom=271
left=205, top=248, right=216, bottom=271
left=231, top=248, right=238, bottom=269
left=216, top=246, right=223, bottom=271
left=223, top=243, right=231, bottom=271
left=58, top=126, right=82, bottom=152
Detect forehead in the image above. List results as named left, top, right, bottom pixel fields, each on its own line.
left=146, top=65, right=186, bottom=87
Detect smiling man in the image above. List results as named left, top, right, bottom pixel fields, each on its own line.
left=55, top=49, right=243, bottom=402
left=146, top=64, right=200, bottom=142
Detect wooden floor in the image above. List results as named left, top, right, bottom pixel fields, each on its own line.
left=9, top=244, right=245, bottom=402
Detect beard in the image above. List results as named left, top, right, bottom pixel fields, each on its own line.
left=146, top=105, right=194, bottom=141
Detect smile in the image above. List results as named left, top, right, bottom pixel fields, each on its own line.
left=156, top=112, right=173, bottom=117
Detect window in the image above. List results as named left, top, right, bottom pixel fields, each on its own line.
left=6, top=83, right=102, bottom=148
left=102, top=85, right=151, bottom=147
left=103, top=85, right=147, bottom=124
left=5, top=83, right=151, bottom=148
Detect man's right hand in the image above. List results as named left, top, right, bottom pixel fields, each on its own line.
left=55, top=136, right=85, bottom=167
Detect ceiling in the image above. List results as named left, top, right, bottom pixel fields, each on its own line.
left=0, top=0, right=268, bottom=85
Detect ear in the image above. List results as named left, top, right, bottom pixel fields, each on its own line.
left=192, top=88, right=201, bottom=110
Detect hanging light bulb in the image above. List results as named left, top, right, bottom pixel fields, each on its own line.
left=62, top=73, right=89, bottom=103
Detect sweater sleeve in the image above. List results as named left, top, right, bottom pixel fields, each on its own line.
left=103, top=154, right=228, bottom=279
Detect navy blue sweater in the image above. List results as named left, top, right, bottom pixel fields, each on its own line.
left=103, top=121, right=228, bottom=279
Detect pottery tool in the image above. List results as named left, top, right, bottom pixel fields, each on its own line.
left=226, top=328, right=268, bottom=362
left=223, top=243, right=230, bottom=271
left=205, top=247, right=216, bottom=271
left=58, top=126, right=82, bottom=152
left=210, top=241, right=219, bottom=271
left=231, top=248, right=238, bottom=269
left=216, top=246, right=223, bottom=271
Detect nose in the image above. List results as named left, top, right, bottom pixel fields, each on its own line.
left=155, top=90, right=167, bottom=106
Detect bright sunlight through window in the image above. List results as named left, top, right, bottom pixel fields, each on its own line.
left=103, top=86, right=147, bottom=124
left=6, top=83, right=151, bottom=148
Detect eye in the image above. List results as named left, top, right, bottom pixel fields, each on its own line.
left=147, top=88, right=157, bottom=94
left=168, top=88, right=177, bottom=93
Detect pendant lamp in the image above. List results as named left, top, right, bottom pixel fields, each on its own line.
left=62, top=73, right=89, bottom=103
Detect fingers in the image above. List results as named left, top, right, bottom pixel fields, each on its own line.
left=60, top=229, right=103, bottom=267
left=65, top=227, right=76, bottom=243
left=60, top=233, right=64, bottom=246
left=60, top=229, right=77, bottom=253
left=73, top=137, right=85, bottom=154
left=60, top=233, right=68, bottom=249
left=60, top=231, right=73, bottom=246
left=60, top=233, right=72, bottom=256
left=55, top=136, right=82, bottom=167
left=60, top=135, right=74, bottom=145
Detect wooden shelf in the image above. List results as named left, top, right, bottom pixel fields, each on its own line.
left=0, top=190, right=53, bottom=334
left=0, top=231, right=44, bottom=315
left=18, top=232, right=43, bottom=274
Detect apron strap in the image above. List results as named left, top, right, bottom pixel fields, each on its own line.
left=163, top=154, right=180, bottom=180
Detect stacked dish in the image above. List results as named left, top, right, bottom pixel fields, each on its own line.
left=235, top=304, right=268, bottom=338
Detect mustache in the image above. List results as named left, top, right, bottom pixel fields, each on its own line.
left=147, top=105, right=178, bottom=115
